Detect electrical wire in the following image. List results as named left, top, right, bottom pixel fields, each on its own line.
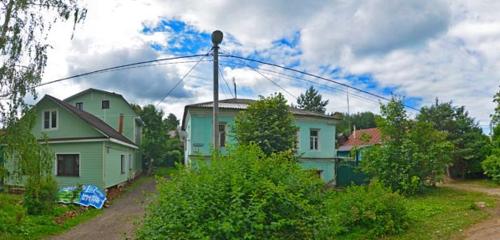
left=155, top=53, right=210, bottom=107
left=220, top=54, right=420, bottom=112
left=218, top=67, right=235, bottom=98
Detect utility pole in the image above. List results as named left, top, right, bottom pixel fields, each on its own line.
left=346, top=87, right=351, bottom=135
left=212, top=30, right=223, bottom=150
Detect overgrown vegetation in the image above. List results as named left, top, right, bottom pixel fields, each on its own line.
left=362, top=98, right=453, bottom=195
left=296, top=86, right=329, bottom=113
left=234, top=93, right=298, bottom=155
left=336, top=112, right=378, bottom=136
left=482, top=87, right=500, bottom=182
left=0, top=193, right=100, bottom=240
left=138, top=144, right=409, bottom=239
left=132, top=104, right=183, bottom=168
left=4, top=110, right=58, bottom=214
left=418, top=99, right=491, bottom=178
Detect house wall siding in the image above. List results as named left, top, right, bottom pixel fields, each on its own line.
left=103, top=142, right=136, bottom=188
left=65, top=91, right=140, bottom=144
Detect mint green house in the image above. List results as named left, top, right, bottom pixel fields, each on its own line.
left=181, top=98, right=341, bottom=183
left=5, top=88, right=143, bottom=190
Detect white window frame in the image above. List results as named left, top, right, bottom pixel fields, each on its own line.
left=120, top=155, right=126, bottom=174
left=54, top=152, right=80, bottom=177
left=310, top=128, right=320, bottom=151
left=42, top=109, right=58, bottom=131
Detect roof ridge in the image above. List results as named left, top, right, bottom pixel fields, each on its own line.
left=44, top=95, right=136, bottom=146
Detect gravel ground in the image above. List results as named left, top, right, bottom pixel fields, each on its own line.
left=49, top=177, right=156, bottom=240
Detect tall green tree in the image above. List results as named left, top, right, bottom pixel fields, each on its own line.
left=296, top=86, right=329, bottom=113
left=362, top=98, right=452, bottom=195
left=482, top=87, right=500, bottom=182
left=0, top=0, right=85, bottom=213
left=336, top=112, right=378, bottom=136
left=164, top=113, right=179, bottom=131
left=133, top=104, right=182, bottom=168
left=493, top=86, right=500, bottom=127
left=417, top=99, right=490, bottom=178
left=234, top=93, right=298, bottom=155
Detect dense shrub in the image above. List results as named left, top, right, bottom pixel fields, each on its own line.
left=326, top=182, right=409, bottom=238
left=482, top=153, right=500, bottom=183
left=23, top=176, right=58, bottom=215
left=137, top=144, right=328, bottom=239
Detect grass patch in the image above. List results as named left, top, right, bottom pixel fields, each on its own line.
left=153, top=167, right=179, bottom=178
left=453, top=179, right=500, bottom=188
left=0, top=193, right=101, bottom=240
left=387, top=187, right=497, bottom=240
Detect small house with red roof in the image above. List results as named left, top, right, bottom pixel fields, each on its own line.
left=337, top=127, right=381, bottom=161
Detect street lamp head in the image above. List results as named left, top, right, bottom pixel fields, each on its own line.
left=211, top=30, right=223, bottom=46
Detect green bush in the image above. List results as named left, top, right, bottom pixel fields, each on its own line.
left=137, top=144, right=329, bottom=240
left=24, top=176, right=58, bottom=215
left=326, top=181, right=409, bottom=238
left=482, top=154, right=500, bottom=183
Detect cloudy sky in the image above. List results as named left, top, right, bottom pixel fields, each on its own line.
left=37, top=0, right=499, bottom=133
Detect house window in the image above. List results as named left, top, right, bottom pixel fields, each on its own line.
left=102, top=100, right=110, bottom=109
left=75, top=102, right=83, bottom=110
left=218, top=123, right=226, bottom=147
left=56, top=154, right=79, bottom=177
left=43, top=110, right=57, bottom=129
left=310, top=129, right=319, bottom=150
left=120, top=155, right=125, bottom=174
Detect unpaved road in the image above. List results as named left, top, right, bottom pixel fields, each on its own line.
left=444, top=182, right=500, bottom=240
left=50, top=177, right=156, bottom=240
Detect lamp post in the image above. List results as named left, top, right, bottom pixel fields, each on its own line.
left=212, top=30, right=223, bottom=150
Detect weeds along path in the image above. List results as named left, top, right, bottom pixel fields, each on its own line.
left=444, top=181, right=500, bottom=240
left=50, top=177, right=156, bottom=240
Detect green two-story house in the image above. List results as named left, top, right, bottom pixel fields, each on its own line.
left=5, top=88, right=143, bottom=190
left=181, top=98, right=341, bottom=183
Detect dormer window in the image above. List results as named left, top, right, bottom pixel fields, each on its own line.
left=102, top=100, right=110, bottom=109
left=43, top=110, right=58, bottom=130
left=75, top=102, right=83, bottom=110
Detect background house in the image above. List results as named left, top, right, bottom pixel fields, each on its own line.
left=337, top=127, right=381, bottom=162
left=181, top=98, right=341, bottom=183
left=5, top=88, right=143, bottom=190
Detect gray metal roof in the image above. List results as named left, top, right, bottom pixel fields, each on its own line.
left=182, top=98, right=342, bottom=130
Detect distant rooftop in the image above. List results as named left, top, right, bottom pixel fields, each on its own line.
left=338, top=127, right=381, bottom=151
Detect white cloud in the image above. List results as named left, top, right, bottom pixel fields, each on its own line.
left=34, top=0, right=500, bottom=133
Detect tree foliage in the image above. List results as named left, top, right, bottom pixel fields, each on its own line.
left=492, top=86, right=500, bottom=127
left=482, top=87, right=500, bottom=182
left=4, top=109, right=57, bottom=214
left=362, top=98, right=453, bottom=195
left=296, top=86, right=329, bottom=113
left=336, top=112, right=378, bottom=136
left=133, top=104, right=182, bottom=167
left=137, top=144, right=409, bottom=239
left=417, top=99, right=490, bottom=178
left=234, top=93, right=298, bottom=155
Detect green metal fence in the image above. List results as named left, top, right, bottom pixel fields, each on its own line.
left=336, top=160, right=369, bottom=187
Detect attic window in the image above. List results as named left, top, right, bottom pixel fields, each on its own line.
left=43, top=110, right=57, bottom=130
left=102, top=100, right=110, bottom=109
left=75, top=102, right=83, bottom=110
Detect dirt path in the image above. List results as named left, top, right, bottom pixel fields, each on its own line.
left=50, top=177, right=156, bottom=240
left=444, top=181, right=500, bottom=240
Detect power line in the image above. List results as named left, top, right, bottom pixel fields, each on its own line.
left=232, top=59, right=298, bottom=99
left=36, top=54, right=209, bottom=88
left=218, top=67, right=235, bottom=98
left=155, top=53, right=210, bottom=107
left=220, top=54, right=419, bottom=112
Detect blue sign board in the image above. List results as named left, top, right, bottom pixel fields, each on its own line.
left=57, top=185, right=107, bottom=209
left=78, top=185, right=107, bottom=209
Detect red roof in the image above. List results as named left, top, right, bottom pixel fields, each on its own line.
left=339, top=128, right=381, bottom=151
